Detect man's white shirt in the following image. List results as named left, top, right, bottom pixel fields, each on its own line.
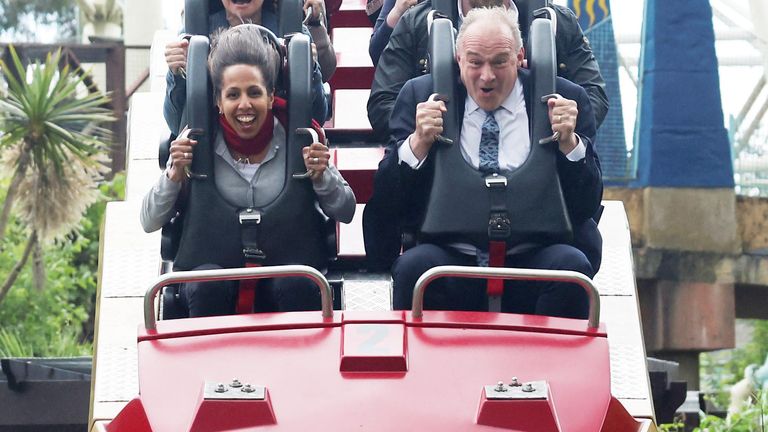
left=398, top=79, right=586, bottom=168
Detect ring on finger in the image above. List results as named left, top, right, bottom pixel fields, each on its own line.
left=184, top=152, right=190, bottom=159
left=556, top=115, right=562, bottom=123
left=312, top=157, right=320, bottom=164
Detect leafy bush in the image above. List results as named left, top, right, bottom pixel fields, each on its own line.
left=696, top=391, right=766, bottom=431
left=701, top=320, right=768, bottom=409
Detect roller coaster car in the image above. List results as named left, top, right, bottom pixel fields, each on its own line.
left=96, top=2, right=655, bottom=431
left=102, top=265, right=653, bottom=432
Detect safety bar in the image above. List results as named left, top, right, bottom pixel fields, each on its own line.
left=144, top=265, right=333, bottom=331
left=411, top=265, right=600, bottom=329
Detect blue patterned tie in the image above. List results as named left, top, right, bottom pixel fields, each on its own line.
left=477, top=110, right=499, bottom=267
left=478, top=110, right=500, bottom=175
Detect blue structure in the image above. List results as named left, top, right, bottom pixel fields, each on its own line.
left=632, top=0, right=733, bottom=187
left=569, top=0, right=628, bottom=183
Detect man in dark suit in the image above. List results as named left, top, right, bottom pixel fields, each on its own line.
left=371, top=6, right=603, bottom=318
left=363, top=0, right=606, bottom=271
left=366, top=0, right=608, bottom=137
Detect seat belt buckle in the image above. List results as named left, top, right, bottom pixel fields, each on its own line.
left=488, top=212, right=511, bottom=239
left=239, top=208, right=261, bottom=225
left=484, top=173, right=507, bottom=188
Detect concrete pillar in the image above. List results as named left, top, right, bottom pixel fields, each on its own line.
left=633, top=0, right=740, bottom=386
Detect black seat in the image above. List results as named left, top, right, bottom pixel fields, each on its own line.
left=158, top=27, right=337, bottom=319
left=184, top=0, right=304, bottom=38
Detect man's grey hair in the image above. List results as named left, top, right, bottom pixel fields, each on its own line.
left=457, top=6, right=523, bottom=53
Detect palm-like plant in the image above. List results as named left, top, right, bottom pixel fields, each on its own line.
left=0, top=46, right=114, bottom=301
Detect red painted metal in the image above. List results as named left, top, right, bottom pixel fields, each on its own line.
left=189, top=391, right=277, bottom=431
left=340, top=323, right=407, bottom=372
left=109, top=310, right=629, bottom=431
left=476, top=391, right=559, bottom=431
left=334, top=147, right=384, bottom=203
left=332, top=0, right=372, bottom=28
left=328, top=66, right=375, bottom=91
left=106, top=398, right=152, bottom=432
left=600, top=397, right=645, bottom=432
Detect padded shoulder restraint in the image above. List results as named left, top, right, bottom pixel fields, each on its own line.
left=430, top=0, right=458, bottom=26
left=171, top=32, right=329, bottom=271
left=184, top=0, right=303, bottom=35
left=419, top=15, right=572, bottom=249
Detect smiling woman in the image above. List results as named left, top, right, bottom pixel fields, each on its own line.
left=141, top=24, right=355, bottom=317
left=162, top=0, right=334, bottom=136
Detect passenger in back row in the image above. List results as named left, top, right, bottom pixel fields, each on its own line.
left=143, top=25, right=355, bottom=317
left=364, top=0, right=606, bottom=271
left=163, top=0, right=334, bottom=136
left=372, top=6, right=602, bottom=318
left=367, top=0, right=608, bottom=134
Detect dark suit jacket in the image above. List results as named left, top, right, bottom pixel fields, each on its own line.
left=366, top=1, right=608, bottom=137
left=363, top=69, right=603, bottom=271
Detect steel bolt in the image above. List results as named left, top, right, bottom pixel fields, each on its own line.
left=495, top=381, right=507, bottom=392
left=215, top=383, right=227, bottom=393
left=242, top=383, right=256, bottom=393
left=509, top=377, right=521, bottom=387
left=230, top=379, right=243, bottom=388
left=522, top=383, right=535, bottom=393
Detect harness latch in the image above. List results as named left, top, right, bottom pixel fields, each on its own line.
left=239, top=208, right=266, bottom=261
left=488, top=213, right=512, bottom=239
left=485, top=174, right=511, bottom=240
left=238, top=208, right=262, bottom=225
left=484, top=174, right=508, bottom=188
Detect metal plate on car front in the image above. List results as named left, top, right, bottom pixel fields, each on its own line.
left=203, top=381, right=266, bottom=400
left=484, top=380, right=548, bottom=400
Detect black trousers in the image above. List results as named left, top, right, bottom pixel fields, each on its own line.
left=180, top=264, right=322, bottom=318
left=391, top=243, right=595, bottom=319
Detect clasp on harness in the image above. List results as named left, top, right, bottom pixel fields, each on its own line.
left=238, top=208, right=261, bottom=225
left=485, top=174, right=508, bottom=188
left=488, top=212, right=512, bottom=239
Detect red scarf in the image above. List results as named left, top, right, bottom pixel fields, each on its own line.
left=219, top=109, right=274, bottom=156
left=219, top=97, right=325, bottom=155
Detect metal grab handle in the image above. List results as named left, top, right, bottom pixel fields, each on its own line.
left=177, top=126, right=208, bottom=179
left=428, top=93, right=454, bottom=145
left=303, top=5, right=314, bottom=24
left=537, top=93, right=561, bottom=145
left=411, top=265, right=600, bottom=329
left=302, top=5, right=325, bottom=26
left=292, top=127, right=322, bottom=179
left=144, top=265, right=333, bottom=331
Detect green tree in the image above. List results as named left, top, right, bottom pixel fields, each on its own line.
left=0, top=0, right=78, bottom=42
left=0, top=172, right=124, bottom=357
left=0, top=45, right=113, bottom=300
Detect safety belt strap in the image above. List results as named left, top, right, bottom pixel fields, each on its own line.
left=485, top=174, right=511, bottom=311
left=236, top=262, right=259, bottom=314
left=238, top=208, right=266, bottom=314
